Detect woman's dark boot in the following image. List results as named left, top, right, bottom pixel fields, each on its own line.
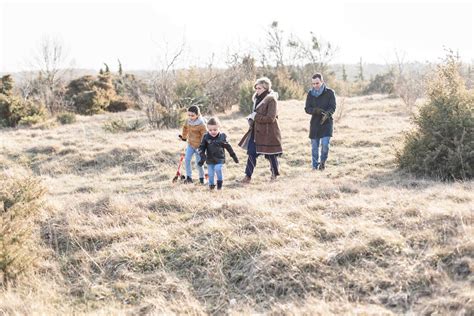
left=240, top=176, right=251, bottom=184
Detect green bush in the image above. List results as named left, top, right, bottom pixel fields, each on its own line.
left=239, top=80, right=255, bottom=114
left=0, top=172, right=45, bottom=287
left=18, top=114, right=45, bottom=127
left=66, top=74, right=116, bottom=115
left=174, top=71, right=209, bottom=110
left=363, top=71, right=396, bottom=95
left=106, top=98, right=134, bottom=112
left=158, top=104, right=185, bottom=129
left=56, top=112, right=76, bottom=125
left=0, top=94, right=46, bottom=127
left=0, top=75, right=14, bottom=96
left=397, top=54, right=474, bottom=180
left=265, top=69, right=304, bottom=100
left=103, top=118, right=145, bottom=133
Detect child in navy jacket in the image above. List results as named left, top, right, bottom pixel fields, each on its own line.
left=198, top=117, right=239, bottom=190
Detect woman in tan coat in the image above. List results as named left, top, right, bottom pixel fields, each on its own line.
left=239, top=77, right=282, bottom=183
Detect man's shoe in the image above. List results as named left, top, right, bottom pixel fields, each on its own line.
left=217, top=180, right=223, bottom=190
left=240, top=176, right=251, bottom=184
left=183, top=177, right=193, bottom=184
left=199, top=177, right=205, bottom=185
left=270, top=174, right=278, bottom=182
left=209, top=184, right=216, bottom=190
left=319, top=161, right=326, bottom=171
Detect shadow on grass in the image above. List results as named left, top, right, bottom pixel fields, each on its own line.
left=362, top=168, right=442, bottom=190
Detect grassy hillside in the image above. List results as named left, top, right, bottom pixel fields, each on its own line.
left=0, top=95, right=472, bottom=315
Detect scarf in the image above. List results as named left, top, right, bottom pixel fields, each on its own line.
left=310, top=84, right=326, bottom=97
left=187, top=116, right=206, bottom=126
left=254, top=90, right=270, bottom=110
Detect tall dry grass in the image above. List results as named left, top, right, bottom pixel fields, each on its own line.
left=0, top=95, right=472, bottom=314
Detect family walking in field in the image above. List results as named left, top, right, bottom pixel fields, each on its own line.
left=178, top=73, right=336, bottom=190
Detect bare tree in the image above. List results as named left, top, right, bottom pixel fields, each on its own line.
left=393, top=50, right=425, bottom=113
left=333, top=96, right=346, bottom=124
left=135, top=39, right=187, bottom=128
left=34, top=36, right=67, bottom=88
left=288, top=32, right=337, bottom=75
left=264, top=21, right=286, bottom=69
left=204, top=51, right=257, bottom=113
left=27, top=36, right=72, bottom=114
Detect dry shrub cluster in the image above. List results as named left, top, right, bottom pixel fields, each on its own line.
left=397, top=53, right=474, bottom=180
left=0, top=170, right=46, bottom=288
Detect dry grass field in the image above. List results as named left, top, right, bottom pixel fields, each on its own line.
left=0, top=95, right=472, bottom=315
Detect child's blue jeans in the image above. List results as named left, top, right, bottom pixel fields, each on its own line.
left=207, top=163, right=223, bottom=185
left=185, top=144, right=204, bottom=179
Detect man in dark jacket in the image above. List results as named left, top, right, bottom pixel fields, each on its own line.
left=304, top=73, right=336, bottom=170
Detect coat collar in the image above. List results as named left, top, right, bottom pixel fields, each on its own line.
left=252, top=91, right=279, bottom=110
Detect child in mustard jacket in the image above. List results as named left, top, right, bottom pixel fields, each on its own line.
left=179, top=105, right=207, bottom=184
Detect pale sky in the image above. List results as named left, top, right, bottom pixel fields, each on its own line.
left=0, top=0, right=472, bottom=72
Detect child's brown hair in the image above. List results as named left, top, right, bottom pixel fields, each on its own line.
left=188, top=105, right=201, bottom=116
left=207, top=117, right=221, bottom=126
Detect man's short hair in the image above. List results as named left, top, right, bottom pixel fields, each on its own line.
left=312, top=73, right=323, bottom=81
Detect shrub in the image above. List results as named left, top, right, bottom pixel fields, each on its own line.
left=174, top=70, right=209, bottom=110
left=363, top=71, right=396, bottom=95
left=103, top=118, right=145, bottom=133
left=66, top=74, right=116, bottom=115
left=0, top=172, right=46, bottom=287
left=106, top=98, right=134, bottom=112
left=0, top=94, right=47, bottom=127
left=239, top=80, right=255, bottom=114
left=56, top=112, right=76, bottom=125
left=266, top=68, right=304, bottom=100
left=18, top=114, right=46, bottom=127
left=153, top=104, right=185, bottom=129
left=397, top=53, right=474, bottom=180
left=0, top=75, right=14, bottom=96
left=395, top=69, right=425, bottom=112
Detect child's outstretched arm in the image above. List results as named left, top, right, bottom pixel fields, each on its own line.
left=221, top=135, right=239, bottom=163
left=179, top=121, right=189, bottom=141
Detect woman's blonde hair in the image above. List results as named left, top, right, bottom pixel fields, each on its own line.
left=254, top=77, right=272, bottom=91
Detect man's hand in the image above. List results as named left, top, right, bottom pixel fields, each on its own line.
left=178, top=134, right=187, bottom=141
left=320, top=111, right=332, bottom=125
left=312, top=107, right=322, bottom=115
